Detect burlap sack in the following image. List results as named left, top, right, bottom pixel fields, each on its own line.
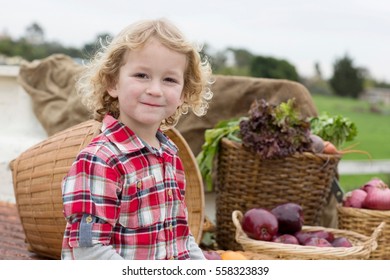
left=17, top=54, right=89, bottom=136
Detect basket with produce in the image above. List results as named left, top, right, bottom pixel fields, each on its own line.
left=197, top=98, right=367, bottom=250
left=232, top=204, right=384, bottom=260
left=338, top=178, right=390, bottom=259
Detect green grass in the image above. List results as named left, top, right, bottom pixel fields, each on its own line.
left=337, top=174, right=390, bottom=193
left=311, top=94, right=390, bottom=192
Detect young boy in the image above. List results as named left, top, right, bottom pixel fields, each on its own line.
left=61, top=18, right=213, bottom=260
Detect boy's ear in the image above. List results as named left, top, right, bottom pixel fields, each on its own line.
left=107, top=85, right=118, bottom=98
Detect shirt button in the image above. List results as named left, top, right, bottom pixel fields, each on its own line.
left=85, top=215, right=93, bottom=223
left=169, top=223, right=173, bottom=232
left=169, top=256, right=174, bottom=260
left=136, top=181, right=142, bottom=189
left=167, top=189, right=173, bottom=197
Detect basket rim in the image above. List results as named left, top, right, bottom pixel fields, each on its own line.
left=164, top=127, right=205, bottom=243
left=337, top=204, right=390, bottom=217
left=221, top=137, right=342, bottom=161
left=232, top=210, right=384, bottom=259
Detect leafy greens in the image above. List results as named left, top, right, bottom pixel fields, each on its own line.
left=196, top=118, right=241, bottom=191
left=310, top=112, right=357, bottom=148
left=239, top=98, right=312, bottom=159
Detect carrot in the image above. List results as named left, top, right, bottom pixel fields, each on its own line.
left=323, top=141, right=372, bottom=159
left=323, top=141, right=338, bottom=154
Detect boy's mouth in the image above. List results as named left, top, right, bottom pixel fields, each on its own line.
left=141, top=102, right=163, bottom=107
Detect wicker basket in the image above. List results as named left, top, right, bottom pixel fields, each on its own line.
left=215, top=138, right=341, bottom=250
left=337, top=205, right=390, bottom=259
left=10, top=120, right=204, bottom=259
left=232, top=210, right=383, bottom=260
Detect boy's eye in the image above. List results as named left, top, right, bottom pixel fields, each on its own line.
left=134, top=73, right=148, bottom=79
left=164, top=77, right=178, bottom=83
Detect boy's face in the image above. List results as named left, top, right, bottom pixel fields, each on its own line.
left=108, top=38, right=185, bottom=131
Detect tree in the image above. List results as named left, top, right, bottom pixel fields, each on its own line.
left=250, top=55, right=299, bottom=81
left=228, top=48, right=254, bottom=68
left=314, top=62, right=322, bottom=78
left=0, top=37, right=14, bottom=56
left=25, top=22, right=44, bottom=45
left=329, top=54, right=364, bottom=98
left=304, top=62, right=333, bottom=95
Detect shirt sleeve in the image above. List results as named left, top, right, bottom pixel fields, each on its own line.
left=62, top=150, right=122, bottom=248
left=73, top=243, right=124, bottom=260
left=187, top=235, right=206, bottom=260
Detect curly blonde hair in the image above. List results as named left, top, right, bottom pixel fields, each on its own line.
left=78, top=18, right=213, bottom=129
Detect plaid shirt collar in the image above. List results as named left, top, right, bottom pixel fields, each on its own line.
left=101, top=114, right=178, bottom=156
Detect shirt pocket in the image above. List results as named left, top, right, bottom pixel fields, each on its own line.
left=172, top=187, right=187, bottom=221
left=119, top=175, right=163, bottom=229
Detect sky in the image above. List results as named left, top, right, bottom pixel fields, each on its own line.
left=1, top=0, right=390, bottom=81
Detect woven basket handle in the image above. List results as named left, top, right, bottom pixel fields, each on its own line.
left=364, top=221, right=386, bottom=251
left=232, top=210, right=248, bottom=242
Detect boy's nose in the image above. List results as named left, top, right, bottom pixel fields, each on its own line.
left=146, top=80, right=163, bottom=96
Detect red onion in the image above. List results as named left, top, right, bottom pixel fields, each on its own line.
left=332, top=237, right=353, bottom=248
left=342, top=189, right=367, bottom=208
left=361, top=178, right=388, bottom=191
left=303, top=237, right=332, bottom=247
left=273, top=234, right=299, bottom=245
left=362, top=181, right=390, bottom=210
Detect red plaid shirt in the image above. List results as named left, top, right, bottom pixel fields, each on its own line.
left=61, top=115, right=191, bottom=259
